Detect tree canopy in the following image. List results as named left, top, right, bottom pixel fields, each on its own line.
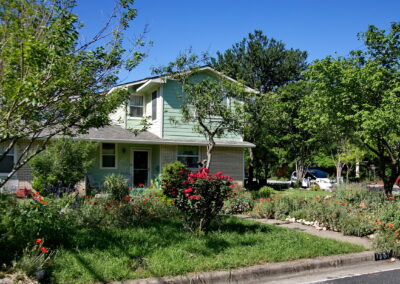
left=0, top=0, right=148, bottom=186
left=302, top=23, right=400, bottom=194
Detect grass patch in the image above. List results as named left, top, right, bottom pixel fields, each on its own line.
left=281, top=189, right=332, bottom=199
left=50, top=216, right=364, bottom=283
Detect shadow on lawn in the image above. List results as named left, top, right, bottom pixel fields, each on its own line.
left=51, top=217, right=273, bottom=282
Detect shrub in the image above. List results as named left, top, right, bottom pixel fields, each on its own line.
left=309, top=184, right=320, bottom=191
left=161, top=167, right=233, bottom=233
left=252, top=186, right=276, bottom=199
left=159, top=161, right=189, bottom=198
left=29, top=138, right=97, bottom=191
left=222, top=186, right=253, bottom=214
left=339, top=213, right=375, bottom=236
left=103, top=174, right=129, bottom=200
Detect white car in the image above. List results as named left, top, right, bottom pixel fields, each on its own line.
left=291, top=169, right=333, bottom=191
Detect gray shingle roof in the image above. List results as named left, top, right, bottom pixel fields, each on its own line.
left=77, top=125, right=255, bottom=148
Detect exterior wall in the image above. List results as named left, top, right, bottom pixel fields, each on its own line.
left=207, top=146, right=244, bottom=184
left=16, top=142, right=33, bottom=189
left=88, top=143, right=160, bottom=188
left=159, top=145, right=244, bottom=184
left=162, top=76, right=242, bottom=141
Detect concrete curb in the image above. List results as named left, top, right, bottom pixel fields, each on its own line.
left=109, top=251, right=374, bottom=284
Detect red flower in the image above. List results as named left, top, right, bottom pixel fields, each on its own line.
left=195, top=195, right=200, bottom=200
left=389, top=196, right=395, bottom=200
left=342, top=203, right=347, bottom=206
left=229, top=184, right=235, bottom=188
left=138, top=184, right=144, bottom=188
left=360, top=213, right=364, bottom=217
left=376, top=226, right=381, bottom=230
left=184, top=188, right=193, bottom=193
left=347, top=209, right=352, bottom=213
left=189, top=195, right=194, bottom=200
left=35, top=239, right=43, bottom=244
left=260, top=198, right=265, bottom=202
left=388, top=224, right=394, bottom=229
left=39, top=247, right=49, bottom=253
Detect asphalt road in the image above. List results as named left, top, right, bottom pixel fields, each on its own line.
left=315, top=268, right=400, bottom=284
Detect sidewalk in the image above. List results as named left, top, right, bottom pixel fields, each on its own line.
left=236, top=215, right=372, bottom=249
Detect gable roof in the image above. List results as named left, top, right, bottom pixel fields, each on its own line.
left=111, top=66, right=257, bottom=93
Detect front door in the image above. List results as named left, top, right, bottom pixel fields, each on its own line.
left=132, top=150, right=150, bottom=186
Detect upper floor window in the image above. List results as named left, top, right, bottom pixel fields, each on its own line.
left=177, top=146, right=199, bottom=170
left=0, top=145, right=14, bottom=174
left=151, top=90, right=157, bottom=121
left=101, top=143, right=116, bottom=169
left=129, top=95, right=144, bottom=118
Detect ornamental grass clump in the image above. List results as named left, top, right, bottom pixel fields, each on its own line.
left=161, top=165, right=233, bottom=233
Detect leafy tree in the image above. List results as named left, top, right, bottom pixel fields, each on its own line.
left=0, top=0, right=148, bottom=187
left=29, top=138, right=97, bottom=191
left=211, top=30, right=308, bottom=183
left=303, top=23, right=400, bottom=195
left=154, top=51, right=248, bottom=169
left=275, top=81, right=318, bottom=184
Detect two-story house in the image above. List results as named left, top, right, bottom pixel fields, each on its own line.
left=7, top=67, right=255, bottom=190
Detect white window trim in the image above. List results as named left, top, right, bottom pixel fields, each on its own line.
left=176, top=146, right=200, bottom=170
left=128, top=94, right=145, bottom=119
left=0, top=145, right=16, bottom=176
left=100, top=143, right=118, bottom=169
left=151, top=90, right=158, bottom=122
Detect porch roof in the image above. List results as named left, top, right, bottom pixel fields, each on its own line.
left=77, top=125, right=255, bottom=148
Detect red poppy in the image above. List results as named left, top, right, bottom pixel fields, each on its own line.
left=35, top=239, right=43, bottom=244
left=39, top=247, right=49, bottom=253
left=360, top=213, right=364, bottom=217
left=389, top=196, right=395, bottom=200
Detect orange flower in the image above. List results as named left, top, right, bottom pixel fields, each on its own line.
left=387, top=224, right=394, bottom=229
left=359, top=213, right=364, bottom=217
left=375, top=220, right=381, bottom=225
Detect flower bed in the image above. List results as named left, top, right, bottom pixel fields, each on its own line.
left=248, top=184, right=400, bottom=255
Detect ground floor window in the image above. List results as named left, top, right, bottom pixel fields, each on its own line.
left=0, top=145, right=14, bottom=174
left=101, top=143, right=116, bottom=168
left=177, top=146, right=199, bottom=170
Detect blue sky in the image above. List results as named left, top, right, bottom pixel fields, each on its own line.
left=74, top=0, right=399, bottom=84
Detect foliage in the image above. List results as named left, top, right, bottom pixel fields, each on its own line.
left=103, top=174, right=129, bottom=200
left=222, top=186, right=253, bottom=214
left=302, top=23, right=400, bottom=195
left=13, top=239, right=54, bottom=277
left=161, top=168, right=233, bottom=232
left=29, top=138, right=97, bottom=191
left=211, top=30, right=308, bottom=182
left=251, top=186, right=277, bottom=199
left=0, top=0, right=149, bottom=187
left=159, top=161, right=189, bottom=198
left=154, top=50, right=247, bottom=168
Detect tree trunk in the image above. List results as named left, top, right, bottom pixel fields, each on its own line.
left=295, top=159, right=307, bottom=186
left=336, top=158, right=343, bottom=184
left=205, top=138, right=215, bottom=169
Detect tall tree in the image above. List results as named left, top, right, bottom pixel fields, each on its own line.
left=0, top=0, right=148, bottom=187
left=303, top=23, right=400, bottom=195
left=211, top=30, right=308, bottom=184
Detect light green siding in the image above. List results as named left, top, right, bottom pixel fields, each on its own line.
left=88, top=143, right=160, bottom=188
left=162, top=73, right=243, bottom=141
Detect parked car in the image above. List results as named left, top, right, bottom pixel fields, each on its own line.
left=290, top=168, right=333, bottom=191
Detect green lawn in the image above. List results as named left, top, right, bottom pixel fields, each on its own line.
left=50, top=216, right=364, bottom=283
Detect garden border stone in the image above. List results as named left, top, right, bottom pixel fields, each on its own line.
left=108, top=251, right=374, bottom=284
